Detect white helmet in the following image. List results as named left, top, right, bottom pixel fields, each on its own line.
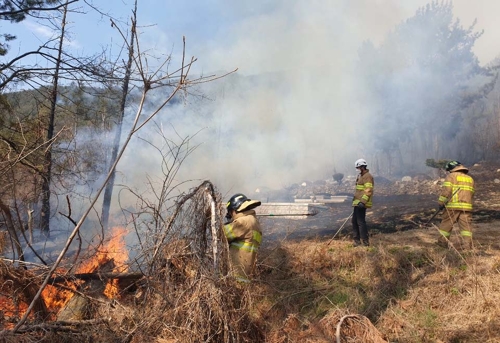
left=355, top=158, right=367, bottom=168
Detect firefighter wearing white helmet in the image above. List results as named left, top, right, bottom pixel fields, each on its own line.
left=355, top=159, right=368, bottom=168
left=436, top=161, right=475, bottom=249
left=223, top=193, right=262, bottom=283
left=352, top=158, right=374, bottom=246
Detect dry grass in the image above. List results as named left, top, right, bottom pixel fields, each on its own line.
left=2, top=187, right=500, bottom=342
left=93, top=269, right=264, bottom=343
left=3, top=229, right=500, bottom=342
left=0, top=182, right=265, bottom=343
left=251, top=223, right=500, bottom=343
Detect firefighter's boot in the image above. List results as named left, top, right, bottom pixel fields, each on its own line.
left=436, top=230, right=451, bottom=249
left=460, top=230, right=473, bottom=250
left=436, top=237, right=449, bottom=249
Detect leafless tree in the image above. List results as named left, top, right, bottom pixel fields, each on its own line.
left=7, top=0, right=236, bottom=330
left=39, top=0, right=70, bottom=237
left=100, top=0, right=137, bottom=231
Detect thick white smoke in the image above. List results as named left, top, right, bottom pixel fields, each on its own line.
left=110, top=0, right=498, bottom=201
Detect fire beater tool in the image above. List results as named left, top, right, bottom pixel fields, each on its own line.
left=422, top=187, right=461, bottom=227
left=327, top=210, right=354, bottom=245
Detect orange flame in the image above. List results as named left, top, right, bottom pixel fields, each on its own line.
left=40, top=226, right=129, bottom=312
left=0, top=227, right=129, bottom=329
left=77, top=226, right=128, bottom=273
left=42, top=281, right=76, bottom=312
left=103, top=226, right=129, bottom=298
left=0, top=296, right=29, bottom=327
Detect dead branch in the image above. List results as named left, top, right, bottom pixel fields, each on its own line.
left=205, top=183, right=218, bottom=270
left=0, top=199, right=24, bottom=261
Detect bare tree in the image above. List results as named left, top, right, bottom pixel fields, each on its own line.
left=39, top=0, right=70, bottom=237
left=0, top=1, right=125, bottom=240
left=101, top=0, right=137, bottom=231
left=8, top=3, right=236, bottom=328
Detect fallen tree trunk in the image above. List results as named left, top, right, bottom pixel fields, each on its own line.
left=48, top=272, right=144, bottom=283
left=56, top=260, right=117, bottom=321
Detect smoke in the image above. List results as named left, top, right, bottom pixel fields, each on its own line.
left=115, top=1, right=371, bottom=199
left=48, top=0, right=497, bottom=217
left=11, top=0, right=498, bottom=261
left=105, top=0, right=498, bottom=201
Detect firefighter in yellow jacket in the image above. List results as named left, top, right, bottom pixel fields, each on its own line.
left=437, top=161, right=475, bottom=249
left=223, top=193, right=262, bottom=283
left=352, top=159, right=374, bottom=246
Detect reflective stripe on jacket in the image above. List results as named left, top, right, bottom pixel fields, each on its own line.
left=438, top=171, right=474, bottom=211
left=223, top=210, right=262, bottom=252
left=352, top=170, right=374, bottom=208
left=223, top=209, right=262, bottom=282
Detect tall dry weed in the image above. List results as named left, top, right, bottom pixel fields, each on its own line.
left=255, top=236, right=500, bottom=343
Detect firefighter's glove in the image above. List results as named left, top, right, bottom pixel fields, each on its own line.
left=357, top=202, right=365, bottom=209
left=438, top=204, right=445, bottom=211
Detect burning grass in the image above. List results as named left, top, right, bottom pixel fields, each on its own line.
left=0, top=261, right=48, bottom=327
left=2, top=233, right=500, bottom=342
left=2, top=180, right=500, bottom=342
left=0, top=181, right=265, bottom=342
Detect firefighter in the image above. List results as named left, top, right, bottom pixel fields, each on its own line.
left=223, top=193, right=262, bottom=283
left=436, top=161, right=475, bottom=249
left=352, top=159, right=374, bottom=246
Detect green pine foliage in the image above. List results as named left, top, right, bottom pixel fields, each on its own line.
left=0, top=0, right=61, bottom=55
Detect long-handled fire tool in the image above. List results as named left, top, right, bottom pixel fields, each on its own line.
left=327, top=210, right=354, bottom=245
left=422, top=187, right=461, bottom=227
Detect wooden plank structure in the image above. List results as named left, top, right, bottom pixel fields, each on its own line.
left=294, top=195, right=350, bottom=204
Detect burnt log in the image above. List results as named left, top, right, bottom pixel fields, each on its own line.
left=48, top=272, right=144, bottom=284
left=56, top=260, right=118, bottom=321
left=56, top=294, right=89, bottom=321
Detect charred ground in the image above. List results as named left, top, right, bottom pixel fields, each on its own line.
left=261, top=162, right=500, bottom=244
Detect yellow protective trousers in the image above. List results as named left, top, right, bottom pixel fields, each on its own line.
left=438, top=209, right=472, bottom=247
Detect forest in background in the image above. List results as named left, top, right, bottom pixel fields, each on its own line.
left=357, top=2, right=500, bottom=174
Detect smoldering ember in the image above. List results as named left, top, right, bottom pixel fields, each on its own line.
left=2, top=1, right=500, bottom=342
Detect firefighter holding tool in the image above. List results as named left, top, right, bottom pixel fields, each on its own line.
left=352, top=159, right=374, bottom=247
left=436, top=161, right=475, bottom=249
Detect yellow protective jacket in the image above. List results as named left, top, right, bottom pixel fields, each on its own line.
left=352, top=170, right=374, bottom=208
left=438, top=166, right=475, bottom=211
left=223, top=209, right=262, bottom=282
